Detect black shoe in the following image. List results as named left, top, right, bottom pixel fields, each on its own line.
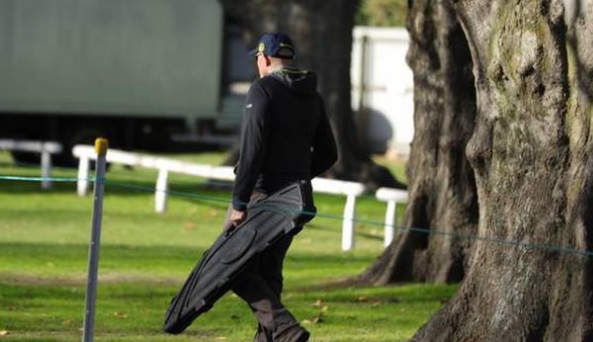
left=272, top=323, right=310, bottom=342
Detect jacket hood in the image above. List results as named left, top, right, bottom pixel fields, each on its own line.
left=269, top=68, right=318, bottom=95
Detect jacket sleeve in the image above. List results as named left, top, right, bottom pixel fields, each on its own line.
left=310, top=97, right=338, bottom=178
left=232, top=83, right=269, bottom=211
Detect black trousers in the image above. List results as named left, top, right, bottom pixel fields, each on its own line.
left=224, top=193, right=296, bottom=332
left=231, top=234, right=293, bottom=330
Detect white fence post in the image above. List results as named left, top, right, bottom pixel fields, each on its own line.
left=342, top=193, right=358, bottom=251
left=376, top=188, right=408, bottom=247
left=0, top=139, right=62, bottom=189
left=383, top=200, right=397, bottom=247
left=40, top=148, right=52, bottom=190
left=155, top=169, right=169, bottom=213
left=77, top=156, right=91, bottom=197
left=311, top=178, right=364, bottom=251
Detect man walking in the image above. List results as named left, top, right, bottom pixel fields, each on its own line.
left=227, top=32, right=337, bottom=342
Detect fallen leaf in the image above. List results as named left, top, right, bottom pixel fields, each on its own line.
left=183, top=222, right=196, bottom=230
left=371, top=301, right=382, bottom=307
left=312, top=314, right=324, bottom=324
left=312, top=299, right=324, bottom=307
left=0, top=330, right=9, bottom=336
left=113, top=311, right=128, bottom=318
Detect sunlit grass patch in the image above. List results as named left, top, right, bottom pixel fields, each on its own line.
left=0, top=151, right=452, bottom=342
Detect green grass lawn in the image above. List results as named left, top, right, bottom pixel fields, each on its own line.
left=0, top=151, right=455, bottom=341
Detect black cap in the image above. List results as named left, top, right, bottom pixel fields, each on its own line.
left=249, top=33, right=295, bottom=59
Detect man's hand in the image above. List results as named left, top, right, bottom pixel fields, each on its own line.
left=229, top=209, right=247, bottom=228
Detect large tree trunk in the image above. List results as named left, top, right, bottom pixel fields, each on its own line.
left=414, top=1, right=593, bottom=340
left=360, top=0, right=477, bottom=284
left=219, top=0, right=405, bottom=189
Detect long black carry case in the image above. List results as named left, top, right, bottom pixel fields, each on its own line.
left=163, top=181, right=315, bottom=334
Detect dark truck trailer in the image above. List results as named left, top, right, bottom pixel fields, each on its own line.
left=0, top=0, right=224, bottom=165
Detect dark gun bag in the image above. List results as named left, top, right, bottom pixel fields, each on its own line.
left=163, top=180, right=315, bottom=334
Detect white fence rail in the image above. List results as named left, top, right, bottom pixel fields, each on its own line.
left=1, top=139, right=62, bottom=189
left=72, top=145, right=407, bottom=250
left=311, top=178, right=365, bottom=250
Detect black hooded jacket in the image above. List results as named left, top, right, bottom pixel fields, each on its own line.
left=232, top=68, right=338, bottom=211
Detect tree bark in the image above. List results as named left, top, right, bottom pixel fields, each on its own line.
left=219, top=0, right=405, bottom=189
left=360, top=0, right=477, bottom=285
left=413, top=1, right=593, bottom=340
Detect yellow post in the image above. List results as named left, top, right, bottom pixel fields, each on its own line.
left=94, top=138, right=108, bottom=156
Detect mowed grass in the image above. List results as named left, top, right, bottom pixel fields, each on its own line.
left=0, top=151, right=456, bottom=341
